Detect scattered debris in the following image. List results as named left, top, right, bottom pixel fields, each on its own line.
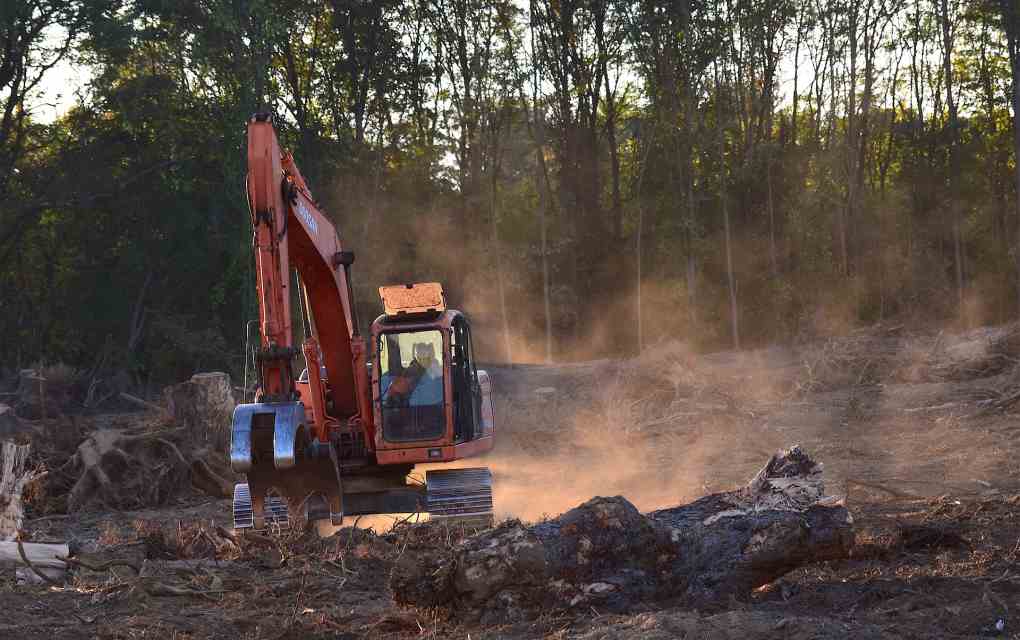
left=7, top=329, right=1020, bottom=638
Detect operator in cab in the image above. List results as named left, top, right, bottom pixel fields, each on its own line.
left=408, top=342, right=442, bottom=405
left=381, top=340, right=443, bottom=407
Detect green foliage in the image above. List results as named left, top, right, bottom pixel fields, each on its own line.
left=5, top=0, right=1020, bottom=382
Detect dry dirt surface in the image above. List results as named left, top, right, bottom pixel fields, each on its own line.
left=8, top=323, right=1020, bottom=639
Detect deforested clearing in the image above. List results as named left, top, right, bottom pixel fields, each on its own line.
left=6, top=324, right=1020, bottom=639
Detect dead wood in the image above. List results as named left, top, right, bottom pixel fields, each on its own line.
left=0, top=540, right=69, bottom=568
left=2, top=540, right=70, bottom=584
left=61, top=554, right=140, bottom=574
left=391, top=446, right=853, bottom=623
left=51, top=427, right=230, bottom=512
left=0, top=440, right=37, bottom=538
left=39, top=372, right=241, bottom=512
left=16, top=539, right=63, bottom=584
left=56, top=428, right=192, bottom=511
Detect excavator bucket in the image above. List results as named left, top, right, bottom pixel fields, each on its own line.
left=230, top=400, right=313, bottom=530
left=230, top=401, right=308, bottom=474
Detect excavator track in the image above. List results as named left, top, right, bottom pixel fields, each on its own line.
left=426, top=467, right=494, bottom=526
left=232, top=483, right=290, bottom=530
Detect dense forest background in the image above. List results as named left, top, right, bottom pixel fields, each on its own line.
left=4, top=0, right=1020, bottom=387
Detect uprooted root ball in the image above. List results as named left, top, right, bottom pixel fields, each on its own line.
left=48, top=427, right=232, bottom=512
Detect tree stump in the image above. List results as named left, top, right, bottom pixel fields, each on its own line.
left=0, top=440, right=37, bottom=539
left=391, top=446, right=854, bottom=622
left=164, top=372, right=235, bottom=454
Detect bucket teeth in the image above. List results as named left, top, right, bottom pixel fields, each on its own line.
left=233, top=483, right=290, bottom=530
left=426, top=468, right=493, bottom=524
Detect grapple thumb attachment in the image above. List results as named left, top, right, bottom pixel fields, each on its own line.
left=230, top=401, right=308, bottom=474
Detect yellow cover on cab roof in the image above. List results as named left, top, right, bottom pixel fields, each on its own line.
left=379, top=282, right=446, bottom=316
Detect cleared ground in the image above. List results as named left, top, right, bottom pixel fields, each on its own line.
left=8, top=324, right=1020, bottom=638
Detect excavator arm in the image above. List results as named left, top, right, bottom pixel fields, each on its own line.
left=243, top=113, right=374, bottom=450
left=231, top=115, right=494, bottom=530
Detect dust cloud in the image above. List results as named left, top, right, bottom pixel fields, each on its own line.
left=326, top=321, right=1020, bottom=532
left=420, top=342, right=796, bottom=522
left=335, top=194, right=1019, bottom=523
left=435, top=320, right=1020, bottom=523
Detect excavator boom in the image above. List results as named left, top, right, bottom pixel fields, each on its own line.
left=245, top=115, right=372, bottom=441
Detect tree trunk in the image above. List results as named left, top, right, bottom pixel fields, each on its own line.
left=634, top=134, right=655, bottom=355
left=528, top=13, right=554, bottom=363
left=1003, top=1, right=1020, bottom=316
left=603, top=61, right=623, bottom=242
left=715, top=60, right=740, bottom=350
left=537, top=143, right=553, bottom=364
left=938, top=0, right=964, bottom=321
left=767, top=154, right=778, bottom=278
left=844, top=3, right=860, bottom=278
left=391, top=446, right=852, bottom=623
left=791, top=4, right=804, bottom=148
left=491, top=160, right=513, bottom=366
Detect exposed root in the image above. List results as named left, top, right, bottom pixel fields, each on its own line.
left=48, top=427, right=230, bottom=512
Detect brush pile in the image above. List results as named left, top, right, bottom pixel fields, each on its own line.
left=24, top=373, right=237, bottom=515
left=794, top=323, right=1020, bottom=401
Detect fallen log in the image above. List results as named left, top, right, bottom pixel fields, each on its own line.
left=1, top=541, right=70, bottom=584
left=391, top=446, right=853, bottom=623
left=0, top=541, right=70, bottom=568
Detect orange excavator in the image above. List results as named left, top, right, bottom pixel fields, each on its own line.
left=230, top=114, right=495, bottom=529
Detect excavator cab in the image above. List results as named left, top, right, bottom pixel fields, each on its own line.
left=370, top=283, right=495, bottom=464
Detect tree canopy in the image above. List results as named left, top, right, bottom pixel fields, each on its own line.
left=5, top=0, right=1020, bottom=385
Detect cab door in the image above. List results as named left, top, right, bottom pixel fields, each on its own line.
left=451, top=315, right=483, bottom=442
